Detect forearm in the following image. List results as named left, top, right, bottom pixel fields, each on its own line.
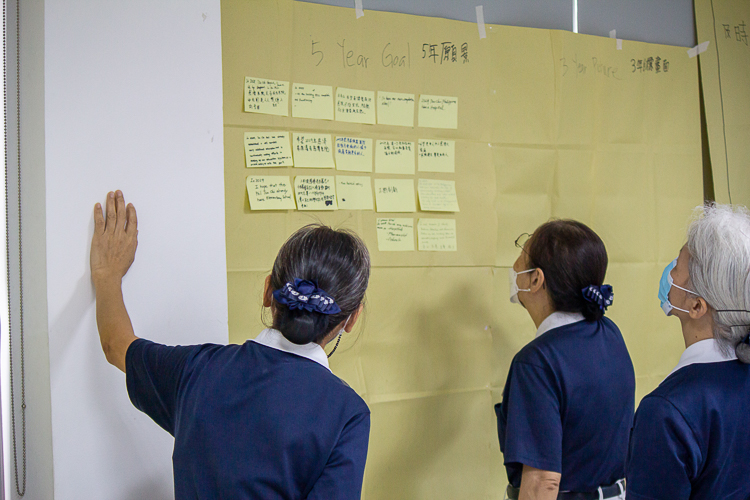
left=519, top=465, right=561, bottom=500
left=94, top=274, right=137, bottom=372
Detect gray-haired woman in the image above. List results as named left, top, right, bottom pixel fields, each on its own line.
left=626, top=204, right=750, bottom=500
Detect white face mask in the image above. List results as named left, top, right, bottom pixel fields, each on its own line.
left=509, top=268, right=535, bottom=304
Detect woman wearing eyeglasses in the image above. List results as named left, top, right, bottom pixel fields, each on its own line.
left=495, top=220, right=635, bottom=500
left=626, top=205, right=750, bottom=499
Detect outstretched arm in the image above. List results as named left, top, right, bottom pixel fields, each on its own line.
left=90, top=190, right=139, bottom=372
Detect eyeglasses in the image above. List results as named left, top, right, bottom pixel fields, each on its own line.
left=515, top=232, right=534, bottom=262
left=515, top=233, right=532, bottom=250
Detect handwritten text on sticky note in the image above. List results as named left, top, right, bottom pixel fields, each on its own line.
left=375, top=140, right=415, bottom=175
left=292, top=133, right=335, bottom=168
left=244, top=132, right=294, bottom=168
left=292, top=83, right=334, bottom=120
left=418, top=140, right=455, bottom=173
left=335, top=87, right=376, bottom=124
left=294, top=176, right=338, bottom=210
left=377, top=91, right=415, bottom=127
left=244, top=77, right=289, bottom=116
left=336, top=176, right=374, bottom=210
left=246, top=176, right=296, bottom=210
left=418, top=218, right=457, bottom=251
left=374, top=179, right=416, bottom=212
left=418, top=179, right=460, bottom=212
left=335, top=137, right=373, bottom=172
left=376, top=218, right=415, bottom=251
left=418, top=95, right=458, bottom=129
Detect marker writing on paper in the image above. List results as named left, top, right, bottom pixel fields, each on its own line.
left=337, top=39, right=370, bottom=68
left=560, top=54, right=622, bottom=80
left=381, top=43, right=410, bottom=68
left=421, top=41, right=469, bottom=64
left=630, top=56, right=670, bottom=73
left=309, top=39, right=469, bottom=69
left=721, top=21, right=748, bottom=46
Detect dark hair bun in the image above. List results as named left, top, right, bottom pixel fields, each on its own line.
left=581, top=300, right=605, bottom=322
left=276, top=308, right=331, bottom=345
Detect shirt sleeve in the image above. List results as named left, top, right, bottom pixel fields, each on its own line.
left=501, top=360, right=563, bottom=473
left=306, top=410, right=370, bottom=500
left=626, top=395, right=700, bottom=500
left=125, top=338, right=203, bottom=436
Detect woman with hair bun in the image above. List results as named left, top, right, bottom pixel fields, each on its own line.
left=90, top=191, right=371, bottom=499
left=627, top=204, right=750, bottom=500
left=496, top=219, right=635, bottom=500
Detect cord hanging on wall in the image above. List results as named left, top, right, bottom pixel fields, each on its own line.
left=4, top=0, right=27, bottom=495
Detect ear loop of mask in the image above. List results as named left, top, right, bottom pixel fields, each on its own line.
left=327, top=314, right=351, bottom=358
left=667, top=270, right=700, bottom=314
left=667, top=273, right=699, bottom=314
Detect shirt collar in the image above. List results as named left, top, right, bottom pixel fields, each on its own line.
left=667, top=338, right=737, bottom=378
left=536, top=311, right=586, bottom=338
left=251, top=328, right=330, bottom=371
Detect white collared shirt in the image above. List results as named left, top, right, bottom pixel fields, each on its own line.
left=666, top=338, right=737, bottom=379
left=536, top=311, right=586, bottom=338
left=251, top=328, right=331, bottom=371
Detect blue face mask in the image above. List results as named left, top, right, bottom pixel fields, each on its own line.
left=658, top=259, right=697, bottom=315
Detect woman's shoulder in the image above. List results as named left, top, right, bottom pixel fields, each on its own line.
left=658, top=361, right=750, bottom=400
left=328, top=374, right=370, bottom=414
left=514, top=316, right=627, bottom=367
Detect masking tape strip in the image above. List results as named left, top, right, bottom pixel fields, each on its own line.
left=355, top=0, right=364, bottom=18
left=687, top=41, right=709, bottom=58
left=476, top=6, right=486, bottom=39
left=610, top=29, right=622, bottom=50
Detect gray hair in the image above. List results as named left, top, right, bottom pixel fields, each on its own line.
left=686, top=204, right=750, bottom=363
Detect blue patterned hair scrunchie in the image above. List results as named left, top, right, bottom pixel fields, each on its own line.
left=582, top=284, right=614, bottom=311
left=273, top=278, right=342, bottom=315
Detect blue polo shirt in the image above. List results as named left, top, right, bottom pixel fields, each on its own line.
left=495, top=316, right=635, bottom=491
left=126, top=337, right=370, bottom=500
left=627, top=360, right=750, bottom=500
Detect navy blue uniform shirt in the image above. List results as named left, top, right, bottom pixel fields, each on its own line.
left=126, top=336, right=370, bottom=500
left=495, top=316, right=635, bottom=491
left=627, top=360, right=750, bottom=500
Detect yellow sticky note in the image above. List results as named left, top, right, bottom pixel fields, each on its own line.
left=244, top=77, right=289, bottom=116
left=292, top=133, right=335, bottom=168
left=335, top=87, right=376, bottom=124
left=418, top=140, right=455, bottom=173
left=294, top=176, right=338, bottom=210
left=418, top=179, right=460, bottom=212
left=246, top=176, right=296, bottom=210
left=335, top=136, right=373, bottom=172
left=377, top=91, right=416, bottom=127
left=244, top=132, right=294, bottom=168
left=374, top=179, right=416, bottom=213
left=418, top=218, right=457, bottom=251
left=336, top=176, right=374, bottom=210
left=375, top=140, right=415, bottom=175
left=291, top=83, right=334, bottom=120
left=418, top=94, right=458, bottom=129
left=376, top=218, right=415, bottom=251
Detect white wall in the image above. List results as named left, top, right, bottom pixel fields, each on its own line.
left=42, top=1, right=227, bottom=498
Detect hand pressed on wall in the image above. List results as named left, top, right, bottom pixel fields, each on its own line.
left=91, top=190, right=138, bottom=284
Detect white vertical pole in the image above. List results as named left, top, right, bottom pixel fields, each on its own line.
left=572, top=0, right=578, bottom=33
